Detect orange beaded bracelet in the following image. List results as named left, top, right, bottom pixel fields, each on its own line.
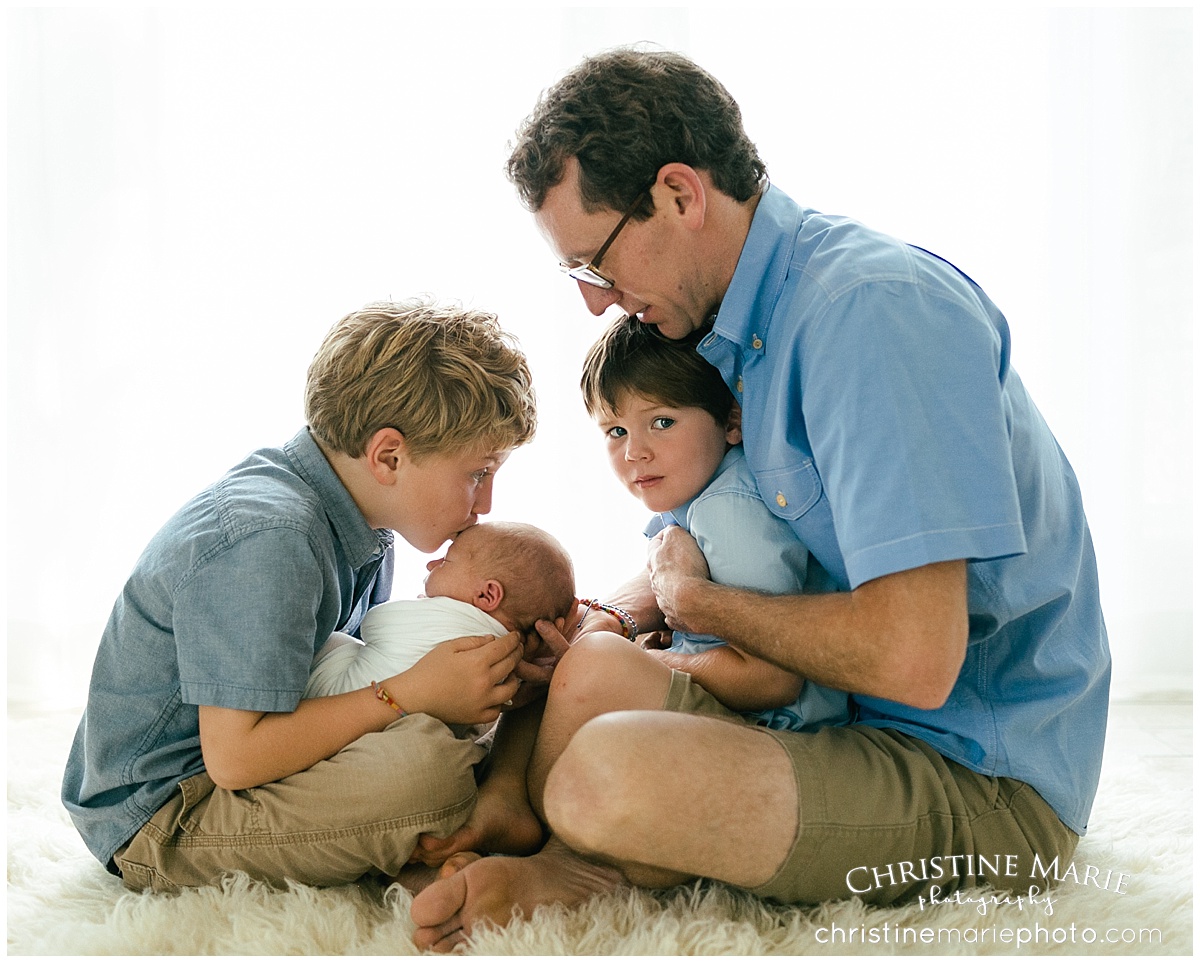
left=575, top=598, right=638, bottom=642
left=372, top=681, right=407, bottom=717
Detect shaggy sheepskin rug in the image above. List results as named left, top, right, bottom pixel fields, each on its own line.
left=7, top=703, right=1191, bottom=956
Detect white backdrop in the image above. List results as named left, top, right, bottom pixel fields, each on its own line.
left=8, top=6, right=1192, bottom=708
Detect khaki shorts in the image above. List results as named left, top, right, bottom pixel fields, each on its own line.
left=115, top=712, right=486, bottom=893
left=663, top=670, right=1079, bottom=906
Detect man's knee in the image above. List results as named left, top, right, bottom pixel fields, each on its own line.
left=542, top=712, right=644, bottom=856
left=552, top=632, right=637, bottom=695
left=550, top=632, right=668, bottom=716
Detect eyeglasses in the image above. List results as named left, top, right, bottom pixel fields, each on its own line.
left=559, top=188, right=650, bottom=289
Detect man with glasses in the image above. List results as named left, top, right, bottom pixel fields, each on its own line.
left=410, top=47, right=1111, bottom=951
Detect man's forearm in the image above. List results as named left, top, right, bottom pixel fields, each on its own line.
left=667, top=560, right=969, bottom=709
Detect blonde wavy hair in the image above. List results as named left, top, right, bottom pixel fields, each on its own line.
left=305, top=299, right=537, bottom=459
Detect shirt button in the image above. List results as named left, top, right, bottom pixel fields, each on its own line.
left=752, top=336, right=763, bottom=350
left=776, top=492, right=788, bottom=507
left=736, top=377, right=743, bottom=393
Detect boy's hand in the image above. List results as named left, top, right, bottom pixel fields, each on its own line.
left=389, top=632, right=524, bottom=724
left=638, top=630, right=671, bottom=650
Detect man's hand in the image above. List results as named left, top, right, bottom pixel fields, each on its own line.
left=504, top=612, right=575, bottom=708
left=389, top=632, right=524, bottom=724
left=647, top=526, right=712, bottom=633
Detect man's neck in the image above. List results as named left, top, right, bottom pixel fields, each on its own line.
left=705, top=185, right=764, bottom=310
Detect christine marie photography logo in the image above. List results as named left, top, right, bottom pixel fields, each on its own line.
left=845, top=851, right=1133, bottom=914
left=813, top=852, right=1161, bottom=950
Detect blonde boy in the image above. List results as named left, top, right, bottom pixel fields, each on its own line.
left=62, top=299, right=538, bottom=892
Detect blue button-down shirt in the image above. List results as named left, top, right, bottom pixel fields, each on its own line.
left=698, top=185, right=1111, bottom=834
left=644, top=446, right=850, bottom=731
left=61, top=428, right=394, bottom=869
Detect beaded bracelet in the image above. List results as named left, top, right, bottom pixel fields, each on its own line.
left=371, top=681, right=407, bottom=717
left=575, top=598, right=639, bottom=642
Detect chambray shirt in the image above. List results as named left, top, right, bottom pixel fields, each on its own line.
left=697, top=185, right=1111, bottom=834
left=645, top=446, right=850, bottom=731
left=61, top=428, right=394, bottom=869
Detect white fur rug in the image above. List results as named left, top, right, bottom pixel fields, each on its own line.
left=7, top=702, right=1192, bottom=955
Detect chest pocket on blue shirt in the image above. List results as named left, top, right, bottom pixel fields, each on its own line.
left=754, top=461, right=823, bottom=521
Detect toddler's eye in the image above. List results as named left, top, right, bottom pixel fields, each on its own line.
left=605, top=426, right=628, bottom=439
left=651, top=417, right=675, bottom=430
left=471, top=468, right=491, bottom=484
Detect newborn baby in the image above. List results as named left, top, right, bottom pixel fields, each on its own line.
left=304, top=521, right=575, bottom=698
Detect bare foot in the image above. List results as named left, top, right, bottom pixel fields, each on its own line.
left=388, top=852, right=478, bottom=896
left=411, top=778, right=544, bottom=864
left=387, top=862, right=441, bottom=895
left=409, top=838, right=626, bottom=952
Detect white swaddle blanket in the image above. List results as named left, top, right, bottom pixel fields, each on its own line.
left=303, top=597, right=508, bottom=698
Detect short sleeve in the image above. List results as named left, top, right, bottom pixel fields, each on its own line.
left=801, top=276, right=1027, bottom=587
left=688, top=490, right=808, bottom=595
left=173, top=527, right=325, bottom=711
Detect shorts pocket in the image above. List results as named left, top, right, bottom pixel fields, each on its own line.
left=177, top=771, right=218, bottom=834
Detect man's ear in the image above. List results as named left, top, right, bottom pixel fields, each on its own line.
left=656, top=162, right=707, bottom=230
left=362, top=427, right=407, bottom=484
left=725, top=402, right=743, bottom=445
left=474, top=579, right=505, bottom=614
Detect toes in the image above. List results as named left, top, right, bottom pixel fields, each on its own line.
left=437, top=851, right=482, bottom=879
left=414, top=923, right=466, bottom=953
left=410, top=855, right=480, bottom=928
left=415, top=828, right=477, bottom=865
left=410, top=877, right=463, bottom=928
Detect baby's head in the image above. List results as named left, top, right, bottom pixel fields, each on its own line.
left=422, top=521, right=576, bottom=632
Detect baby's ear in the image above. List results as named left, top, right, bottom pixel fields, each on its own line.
left=474, top=579, right=505, bottom=613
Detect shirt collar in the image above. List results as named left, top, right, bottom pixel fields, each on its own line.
left=711, top=183, right=804, bottom=349
left=284, top=428, right=394, bottom=566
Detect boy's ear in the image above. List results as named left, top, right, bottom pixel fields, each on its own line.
left=474, top=579, right=505, bottom=613
left=362, top=427, right=407, bottom=484
left=724, top=403, right=743, bottom=445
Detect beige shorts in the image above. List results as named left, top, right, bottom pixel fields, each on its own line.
left=663, top=670, right=1078, bottom=906
left=115, top=712, right=486, bottom=893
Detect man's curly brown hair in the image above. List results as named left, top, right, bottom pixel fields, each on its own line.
left=506, top=46, right=767, bottom=220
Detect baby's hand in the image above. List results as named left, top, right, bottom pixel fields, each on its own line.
left=389, top=632, right=523, bottom=724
